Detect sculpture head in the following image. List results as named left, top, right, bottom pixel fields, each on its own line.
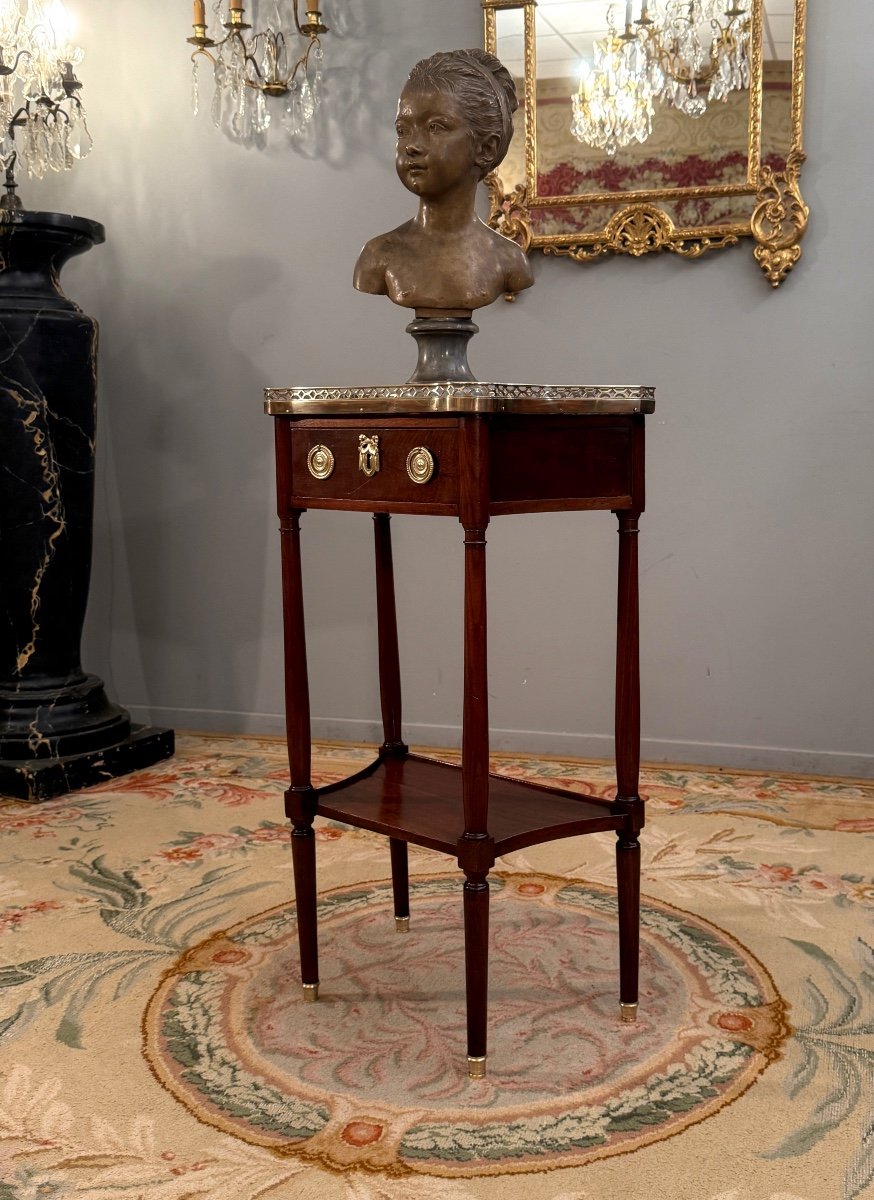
left=395, top=49, right=518, bottom=197
left=353, top=45, right=533, bottom=351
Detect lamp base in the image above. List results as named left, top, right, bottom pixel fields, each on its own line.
left=0, top=724, right=175, bottom=803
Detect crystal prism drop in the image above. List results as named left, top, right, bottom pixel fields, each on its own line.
left=299, top=77, right=314, bottom=123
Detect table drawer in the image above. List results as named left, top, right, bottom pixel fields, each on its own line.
left=286, top=425, right=460, bottom=510
left=489, top=417, right=636, bottom=510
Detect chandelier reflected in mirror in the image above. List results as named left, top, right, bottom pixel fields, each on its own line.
left=187, top=0, right=328, bottom=142
left=572, top=0, right=751, bottom=155
left=0, top=0, right=90, bottom=206
left=571, top=6, right=655, bottom=157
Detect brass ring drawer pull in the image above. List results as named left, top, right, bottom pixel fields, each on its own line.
left=407, top=446, right=436, bottom=484
left=307, top=444, right=335, bottom=480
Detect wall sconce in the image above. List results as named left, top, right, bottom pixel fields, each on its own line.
left=188, top=0, right=329, bottom=141
left=0, top=0, right=91, bottom=208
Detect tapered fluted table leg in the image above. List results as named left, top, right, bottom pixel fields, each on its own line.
left=373, top=512, right=410, bottom=930
left=373, top=513, right=406, bottom=757
left=292, top=827, right=319, bottom=1001
left=390, top=837, right=410, bottom=932
left=614, top=510, right=644, bottom=1021
left=463, top=872, right=489, bottom=1076
left=280, top=509, right=319, bottom=1000
left=616, top=832, right=641, bottom=1020
left=459, top=499, right=494, bottom=1076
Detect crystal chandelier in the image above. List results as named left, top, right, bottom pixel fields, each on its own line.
left=0, top=0, right=90, bottom=206
left=188, top=0, right=328, bottom=142
left=646, top=0, right=751, bottom=117
left=571, top=0, right=750, bottom=154
left=571, top=5, right=655, bottom=157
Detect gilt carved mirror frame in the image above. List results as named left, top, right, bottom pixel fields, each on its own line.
left=482, top=0, right=808, bottom=286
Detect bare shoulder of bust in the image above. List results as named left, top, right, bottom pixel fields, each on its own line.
left=353, top=224, right=415, bottom=295
left=492, top=227, right=534, bottom=294
left=353, top=234, right=390, bottom=294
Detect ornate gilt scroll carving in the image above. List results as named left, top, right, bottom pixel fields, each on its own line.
left=751, top=148, right=808, bottom=287
left=482, top=0, right=808, bottom=286
left=540, top=204, right=739, bottom=263
left=485, top=174, right=532, bottom=253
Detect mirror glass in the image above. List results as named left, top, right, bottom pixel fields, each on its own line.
left=485, top=0, right=806, bottom=284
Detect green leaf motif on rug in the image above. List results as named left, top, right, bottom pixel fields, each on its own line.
left=764, top=937, right=874, bottom=1200
left=160, top=975, right=329, bottom=1137
left=400, top=1038, right=752, bottom=1161
left=0, top=854, right=270, bottom=1051
left=558, top=884, right=764, bottom=1006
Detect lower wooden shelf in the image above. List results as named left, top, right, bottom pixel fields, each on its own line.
left=316, top=753, right=624, bottom=857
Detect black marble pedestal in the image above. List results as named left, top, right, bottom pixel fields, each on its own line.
left=0, top=210, right=173, bottom=803
left=0, top=725, right=176, bottom=803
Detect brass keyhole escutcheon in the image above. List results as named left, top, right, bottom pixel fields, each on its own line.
left=307, top=444, right=335, bottom=480
left=358, top=434, right=380, bottom=478
left=406, top=446, right=435, bottom=484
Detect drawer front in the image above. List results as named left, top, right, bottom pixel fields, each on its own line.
left=489, top=417, right=635, bottom=509
left=288, top=425, right=460, bottom=509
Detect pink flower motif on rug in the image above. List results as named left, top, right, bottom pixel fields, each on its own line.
left=0, top=899, right=63, bottom=933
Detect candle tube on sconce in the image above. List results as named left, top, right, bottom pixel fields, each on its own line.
left=302, top=0, right=326, bottom=35
left=185, top=0, right=329, bottom=137
left=637, top=0, right=654, bottom=32
left=226, top=0, right=245, bottom=28
left=625, top=0, right=633, bottom=28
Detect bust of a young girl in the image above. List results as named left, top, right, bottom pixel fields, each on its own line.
left=353, top=49, right=533, bottom=315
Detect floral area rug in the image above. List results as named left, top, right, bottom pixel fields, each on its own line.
left=1, top=734, right=873, bottom=1200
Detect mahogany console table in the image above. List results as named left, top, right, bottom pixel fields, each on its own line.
left=265, top=382, right=654, bottom=1079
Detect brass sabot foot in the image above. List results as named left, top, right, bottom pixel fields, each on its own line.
left=302, top=983, right=320, bottom=1003
left=395, top=915, right=410, bottom=933
left=620, top=1001, right=638, bottom=1023
left=467, top=1055, right=487, bottom=1079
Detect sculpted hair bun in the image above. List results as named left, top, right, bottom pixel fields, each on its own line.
left=406, top=48, right=519, bottom=177
left=465, top=47, right=519, bottom=120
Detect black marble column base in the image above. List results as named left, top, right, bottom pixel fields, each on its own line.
left=0, top=725, right=175, bottom=803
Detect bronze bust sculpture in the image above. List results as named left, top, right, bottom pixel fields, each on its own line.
left=354, top=49, right=533, bottom=367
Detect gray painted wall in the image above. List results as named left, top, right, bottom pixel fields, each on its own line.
left=33, top=0, right=874, bottom=776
